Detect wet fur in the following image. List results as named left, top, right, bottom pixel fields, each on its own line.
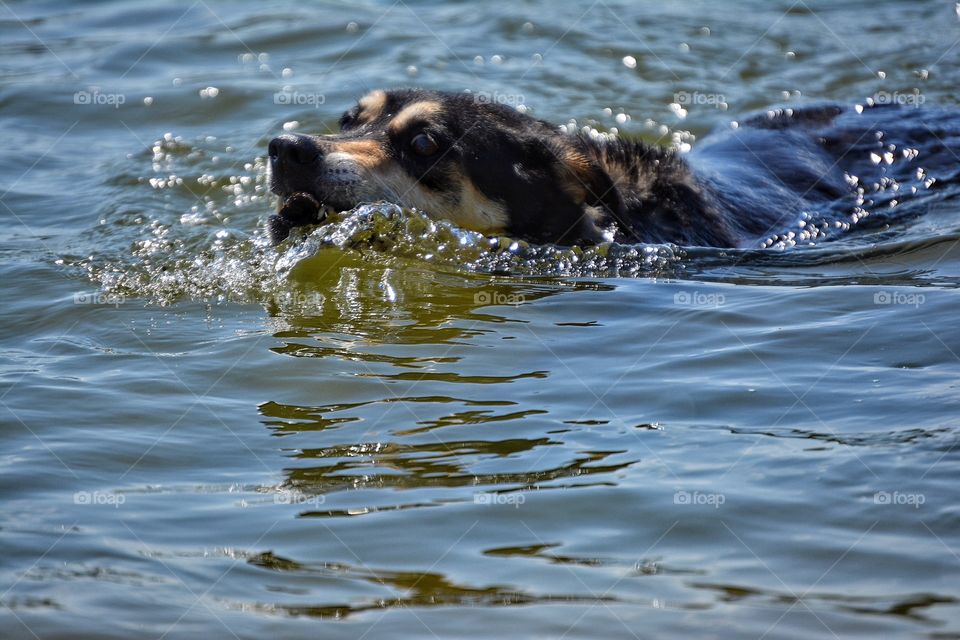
left=268, top=89, right=943, bottom=248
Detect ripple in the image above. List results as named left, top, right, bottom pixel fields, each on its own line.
left=278, top=438, right=636, bottom=498
left=237, top=551, right=625, bottom=619
left=728, top=425, right=956, bottom=449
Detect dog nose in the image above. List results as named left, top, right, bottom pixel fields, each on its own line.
left=268, top=134, right=321, bottom=165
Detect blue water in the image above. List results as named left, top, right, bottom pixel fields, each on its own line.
left=2, top=1, right=960, bottom=638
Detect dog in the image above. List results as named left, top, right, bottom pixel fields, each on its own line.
left=268, top=88, right=953, bottom=247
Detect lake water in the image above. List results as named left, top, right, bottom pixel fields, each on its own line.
left=2, top=1, right=960, bottom=638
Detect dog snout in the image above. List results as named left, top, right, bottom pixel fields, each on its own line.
left=269, top=133, right=322, bottom=167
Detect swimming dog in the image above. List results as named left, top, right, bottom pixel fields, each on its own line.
left=268, top=88, right=952, bottom=247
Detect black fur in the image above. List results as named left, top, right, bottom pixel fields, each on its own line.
left=270, top=90, right=956, bottom=248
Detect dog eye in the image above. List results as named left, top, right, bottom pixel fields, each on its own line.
left=410, top=133, right=439, bottom=156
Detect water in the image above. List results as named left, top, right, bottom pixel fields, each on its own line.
left=2, top=1, right=960, bottom=638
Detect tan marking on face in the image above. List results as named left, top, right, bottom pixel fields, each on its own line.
left=357, top=163, right=454, bottom=212
left=455, top=177, right=508, bottom=233
left=330, top=139, right=389, bottom=170
left=356, top=90, right=387, bottom=124
left=349, top=162, right=506, bottom=234
left=388, top=101, right=443, bottom=134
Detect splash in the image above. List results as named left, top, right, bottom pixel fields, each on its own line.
left=66, top=199, right=685, bottom=307
left=57, top=131, right=685, bottom=306
left=58, top=125, right=960, bottom=307
left=278, top=203, right=685, bottom=278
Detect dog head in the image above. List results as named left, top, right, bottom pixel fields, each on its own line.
left=268, top=88, right=624, bottom=244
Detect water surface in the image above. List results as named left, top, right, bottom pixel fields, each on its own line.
left=2, top=1, right=960, bottom=638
